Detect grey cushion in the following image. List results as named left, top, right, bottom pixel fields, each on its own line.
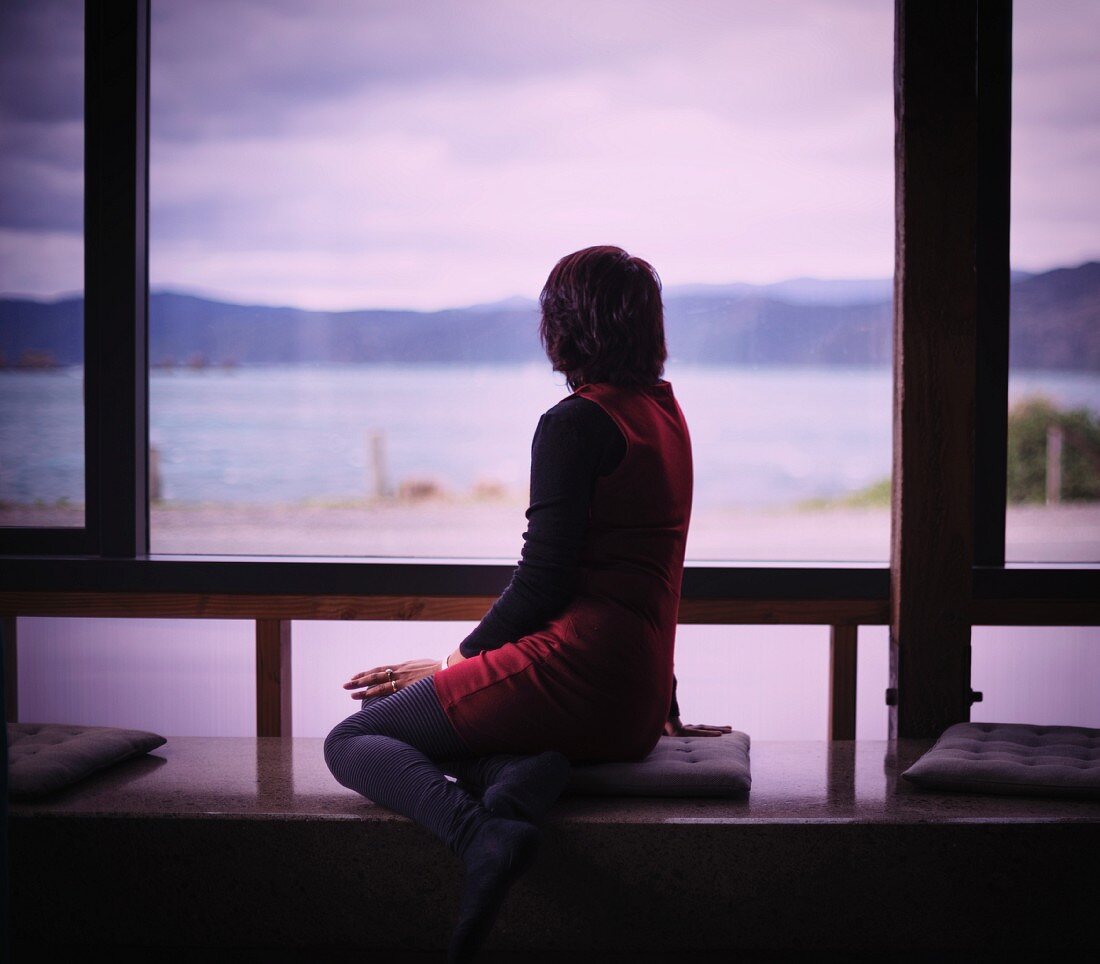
left=8, top=722, right=167, bottom=800
left=565, top=732, right=751, bottom=797
left=901, top=721, right=1100, bottom=800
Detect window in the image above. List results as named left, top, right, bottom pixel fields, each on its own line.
left=2, top=1, right=1094, bottom=746
left=0, top=0, right=85, bottom=528
left=146, top=0, right=894, bottom=562
left=1006, top=0, right=1100, bottom=563
left=15, top=616, right=254, bottom=736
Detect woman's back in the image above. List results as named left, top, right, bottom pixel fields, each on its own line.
left=433, top=379, right=693, bottom=763
left=573, top=379, right=693, bottom=617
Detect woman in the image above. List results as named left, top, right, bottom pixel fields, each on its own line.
left=324, top=245, right=729, bottom=962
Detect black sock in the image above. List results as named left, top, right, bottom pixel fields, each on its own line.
left=482, top=751, right=571, bottom=823
left=441, top=751, right=571, bottom=823
left=448, top=816, right=540, bottom=963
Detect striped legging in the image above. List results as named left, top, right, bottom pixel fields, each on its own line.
left=324, top=675, right=514, bottom=858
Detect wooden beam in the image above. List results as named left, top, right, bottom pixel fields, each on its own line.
left=256, top=619, right=292, bottom=738
left=0, top=592, right=501, bottom=621
left=679, top=599, right=889, bottom=625
left=828, top=625, right=858, bottom=740
left=2, top=615, right=16, bottom=723
left=970, top=598, right=1100, bottom=626
left=0, top=592, right=890, bottom=625
left=891, top=0, right=979, bottom=738
left=2, top=591, right=1098, bottom=626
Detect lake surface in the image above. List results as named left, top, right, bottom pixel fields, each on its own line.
left=3, top=362, right=1098, bottom=509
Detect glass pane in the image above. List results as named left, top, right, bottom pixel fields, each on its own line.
left=293, top=620, right=472, bottom=738
left=854, top=625, right=1100, bottom=738
left=0, top=0, right=85, bottom=527
left=1006, top=0, right=1100, bottom=562
left=971, top=626, right=1100, bottom=727
left=294, top=620, right=831, bottom=740
left=856, top=625, right=889, bottom=741
left=149, top=1, right=892, bottom=560
left=16, top=616, right=255, bottom=736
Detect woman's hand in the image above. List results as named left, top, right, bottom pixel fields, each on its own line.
left=342, top=658, right=442, bottom=702
left=664, top=718, right=734, bottom=738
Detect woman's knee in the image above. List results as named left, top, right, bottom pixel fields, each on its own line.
left=324, top=706, right=380, bottom=765
left=323, top=725, right=345, bottom=771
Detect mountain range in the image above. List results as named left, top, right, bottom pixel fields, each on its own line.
left=1, top=262, right=1097, bottom=371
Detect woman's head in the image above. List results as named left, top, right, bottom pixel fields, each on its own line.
left=538, top=245, right=667, bottom=391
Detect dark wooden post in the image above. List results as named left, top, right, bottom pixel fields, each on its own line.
left=828, top=624, right=858, bottom=740
left=2, top=616, right=15, bottom=723
left=890, top=0, right=979, bottom=738
left=256, top=619, right=292, bottom=737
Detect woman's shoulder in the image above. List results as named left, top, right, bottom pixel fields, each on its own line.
left=541, top=393, right=627, bottom=472
left=545, top=392, right=615, bottom=429
left=541, top=389, right=620, bottom=437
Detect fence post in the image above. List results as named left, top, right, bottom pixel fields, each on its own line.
left=1046, top=424, right=1063, bottom=505
left=368, top=430, right=391, bottom=500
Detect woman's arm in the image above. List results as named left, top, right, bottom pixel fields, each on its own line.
left=456, top=396, right=626, bottom=659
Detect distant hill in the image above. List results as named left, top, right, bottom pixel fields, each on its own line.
left=1004, top=262, right=1100, bottom=371
left=1, top=262, right=1096, bottom=371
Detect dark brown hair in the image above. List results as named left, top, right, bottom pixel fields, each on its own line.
left=538, top=245, right=667, bottom=391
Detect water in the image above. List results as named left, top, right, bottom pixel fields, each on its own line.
left=4, top=362, right=1098, bottom=509
left=0, top=364, right=86, bottom=505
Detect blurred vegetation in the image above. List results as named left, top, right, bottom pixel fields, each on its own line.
left=1006, top=395, right=1100, bottom=503
left=797, top=477, right=891, bottom=510
left=798, top=394, right=1100, bottom=509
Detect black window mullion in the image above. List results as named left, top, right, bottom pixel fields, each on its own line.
left=84, top=0, right=151, bottom=559
left=0, top=528, right=92, bottom=555
left=973, top=0, right=1013, bottom=568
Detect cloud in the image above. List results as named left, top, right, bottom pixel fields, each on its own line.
left=0, top=0, right=82, bottom=125
left=0, top=0, right=83, bottom=237
left=1010, top=0, right=1100, bottom=272
left=144, top=0, right=897, bottom=308
left=0, top=228, right=82, bottom=296
left=1, top=0, right=1097, bottom=305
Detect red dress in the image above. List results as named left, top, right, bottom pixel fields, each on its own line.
left=432, top=378, right=693, bottom=763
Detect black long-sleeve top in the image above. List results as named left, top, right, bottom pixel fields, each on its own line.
left=458, top=393, right=681, bottom=720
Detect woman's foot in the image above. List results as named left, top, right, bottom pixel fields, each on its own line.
left=448, top=816, right=539, bottom=963
left=482, top=750, right=571, bottom=824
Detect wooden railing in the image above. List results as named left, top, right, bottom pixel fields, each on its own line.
left=0, top=593, right=884, bottom=739
left=4, top=590, right=1096, bottom=741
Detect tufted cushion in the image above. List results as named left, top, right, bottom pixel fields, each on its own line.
left=901, top=721, right=1100, bottom=800
left=8, top=722, right=167, bottom=800
left=565, top=732, right=751, bottom=797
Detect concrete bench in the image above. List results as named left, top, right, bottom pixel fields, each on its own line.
left=9, top=737, right=1100, bottom=959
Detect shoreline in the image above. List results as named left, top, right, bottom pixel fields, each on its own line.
left=3, top=500, right=1097, bottom=562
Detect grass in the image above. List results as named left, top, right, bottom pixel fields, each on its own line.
left=794, top=476, right=891, bottom=511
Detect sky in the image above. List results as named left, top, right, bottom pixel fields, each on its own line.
left=1, top=0, right=1097, bottom=311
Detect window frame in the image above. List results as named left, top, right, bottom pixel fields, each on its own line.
left=0, top=1, right=1095, bottom=628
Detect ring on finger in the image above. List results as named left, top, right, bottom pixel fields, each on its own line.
left=390, top=679, right=397, bottom=694
left=385, top=667, right=395, bottom=681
